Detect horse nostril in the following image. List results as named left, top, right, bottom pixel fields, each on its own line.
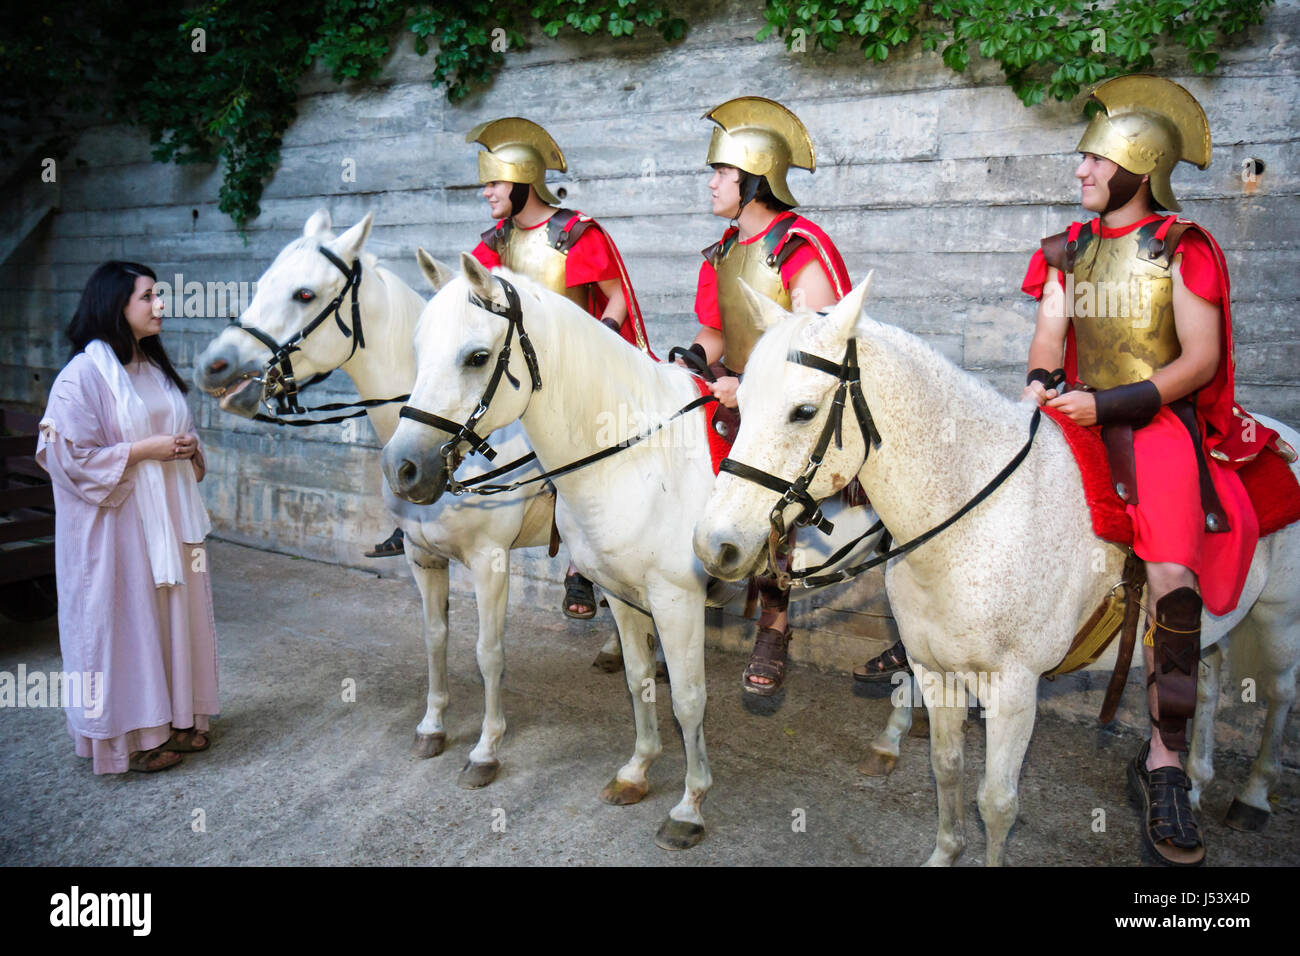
left=398, top=460, right=418, bottom=488
left=209, top=358, right=228, bottom=374
left=718, top=542, right=740, bottom=569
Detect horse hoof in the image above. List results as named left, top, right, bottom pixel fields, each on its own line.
left=457, top=759, right=500, bottom=789
left=655, top=817, right=705, bottom=850
left=908, top=712, right=930, bottom=738
left=599, top=777, right=648, bottom=806
left=857, top=750, right=897, bottom=777
left=654, top=661, right=669, bottom=684
left=591, top=651, right=624, bottom=673
left=412, top=732, right=446, bottom=758
left=1224, top=797, right=1270, bottom=832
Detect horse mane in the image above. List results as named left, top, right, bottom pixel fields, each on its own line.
left=854, top=316, right=1023, bottom=428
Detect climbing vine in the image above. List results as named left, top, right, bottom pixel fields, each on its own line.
left=1, top=0, right=1270, bottom=233
left=757, top=0, right=1273, bottom=105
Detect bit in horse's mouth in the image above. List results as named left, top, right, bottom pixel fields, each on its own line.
left=213, top=374, right=258, bottom=409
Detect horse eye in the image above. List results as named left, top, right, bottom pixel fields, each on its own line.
left=293, top=289, right=315, bottom=303
left=789, top=404, right=818, bottom=423
left=465, top=349, right=491, bottom=368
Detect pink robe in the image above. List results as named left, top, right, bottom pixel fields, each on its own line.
left=36, top=352, right=219, bottom=774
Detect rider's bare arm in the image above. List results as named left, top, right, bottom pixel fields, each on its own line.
left=789, top=259, right=836, bottom=313
left=1147, top=255, right=1221, bottom=403
left=687, top=326, right=725, bottom=365
left=1024, top=265, right=1069, bottom=404
left=596, top=277, right=628, bottom=331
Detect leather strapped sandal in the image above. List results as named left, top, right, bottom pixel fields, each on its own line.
left=364, top=527, right=405, bottom=558
left=164, top=727, right=210, bottom=753
left=853, top=639, right=912, bottom=684
left=128, top=743, right=183, bottom=773
left=742, top=626, right=791, bottom=696
left=1128, top=742, right=1206, bottom=866
left=563, top=571, right=598, bottom=620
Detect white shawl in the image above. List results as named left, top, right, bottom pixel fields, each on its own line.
left=84, top=339, right=211, bottom=586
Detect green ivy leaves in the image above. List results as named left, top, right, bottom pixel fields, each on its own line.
left=757, top=0, right=1270, bottom=104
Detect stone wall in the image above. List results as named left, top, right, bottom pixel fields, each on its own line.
left=2, top=1, right=1297, bottom=752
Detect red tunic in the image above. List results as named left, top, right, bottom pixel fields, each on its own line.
left=694, top=212, right=852, bottom=331
left=1021, top=214, right=1269, bottom=614
left=472, top=211, right=655, bottom=357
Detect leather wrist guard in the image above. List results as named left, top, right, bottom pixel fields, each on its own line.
left=1026, top=367, right=1064, bottom=390
left=1094, top=380, right=1161, bottom=427
left=688, top=343, right=707, bottom=363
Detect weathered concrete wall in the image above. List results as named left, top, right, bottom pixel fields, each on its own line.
left=3, top=0, right=1298, bottom=721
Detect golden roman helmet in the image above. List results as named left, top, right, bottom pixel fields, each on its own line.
left=703, top=96, right=815, bottom=208
left=466, top=117, right=567, bottom=206
left=1075, top=74, right=1212, bottom=212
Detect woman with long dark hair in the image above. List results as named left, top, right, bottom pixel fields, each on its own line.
left=36, top=260, right=219, bottom=774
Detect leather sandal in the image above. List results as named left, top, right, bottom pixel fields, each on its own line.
left=128, top=743, right=183, bottom=773
left=164, top=727, right=210, bottom=753
left=1128, top=741, right=1205, bottom=866
left=853, top=639, right=911, bottom=684
left=364, top=527, right=405, bottom=558
left=742, top=626, right=791, bottom=696
left=563, top=571, right=597, bottom=620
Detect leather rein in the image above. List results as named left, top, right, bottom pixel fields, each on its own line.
left=397, top=275, right=719, bottom=497
left=719, top=337, right=1043, bottom=588
left=231, top=246, right=409, bottom=427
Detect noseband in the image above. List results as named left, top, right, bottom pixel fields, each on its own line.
left=232, top=246, right=365, bottom=416
left=718, top=338, right=880, bottom=542
left=398, top=277, right=542, bottom=486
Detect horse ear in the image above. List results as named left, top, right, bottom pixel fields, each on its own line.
left=330, top=211, right=374, bottom=259
left=460, top=251, right=498, bottom=304
left=736, top=278, right=792, bottom=334
left=304, top=208, right=332, bottom=238
left=416, top=248, right=456, bottom=292
left=821, top=271, right=874, bottom=340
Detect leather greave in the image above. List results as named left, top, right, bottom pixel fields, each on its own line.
left=1149, top=586, right=1202, bottom=752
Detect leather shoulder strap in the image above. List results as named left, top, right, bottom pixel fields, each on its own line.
left=1041, top=230, right=1070, bottom=272
left=766, top=214, right=800, bottom=266
left=481, top=221, right=509, bottom=254
left=546, top=208, right=592, bottom=254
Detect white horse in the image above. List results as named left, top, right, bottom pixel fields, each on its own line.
left=195, top=209, right=565, bottom=787
left=381, top=253, right=885, bottom=849
left=694, top=276, right=1300, bottom=866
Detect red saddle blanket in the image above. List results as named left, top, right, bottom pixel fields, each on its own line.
left=1042, top=406, right=1300, bottom=544
left=691, top=377, right=733, bottom=475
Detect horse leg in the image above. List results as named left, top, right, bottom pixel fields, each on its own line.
left=1227, top=657, right=1298, bottom=830
left=977, top=671, right=1036, bottom=867
left=653, top=600, right=711, bottom=850
left=598, top=598, right=662, bottom=807
left=406, top=545, right=450, bottom=758
left=1186, top=642, right=1222, bottom=811
left=920, top=664, right=968, bottom=866
left=458, top=550, right=510, bottom=789
left=858, top=675, right=917, bottom=777
left=592, top=630, right=624, bottom=673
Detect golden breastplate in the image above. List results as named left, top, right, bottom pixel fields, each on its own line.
left=1068, top=222, right=1181, bottom=390
left=499, top=220, right=588, bottom=308
left=713, top=224, right=793, bottom=372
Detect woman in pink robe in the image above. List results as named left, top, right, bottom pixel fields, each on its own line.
left=36, top=261, right=219, bottom=774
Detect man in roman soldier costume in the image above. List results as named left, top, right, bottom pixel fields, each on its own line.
left=468, top=116, right=654, bottom=620
left=1021, top=74, right=1293, bottom=865
left=681, top=96, right=852, bottom=695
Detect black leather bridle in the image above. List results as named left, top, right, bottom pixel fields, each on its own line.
left=718, top=338, right=880, bottom=542
left=398, top=277, right=542, bottom=488
left=232, top=246, right=372, bottom=418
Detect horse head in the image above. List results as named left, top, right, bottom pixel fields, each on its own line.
left=194, top=208, right=375, bottom=417
left=383, top=251, right=539, bottom=505
left=694, top=274, right=874, bottom=580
